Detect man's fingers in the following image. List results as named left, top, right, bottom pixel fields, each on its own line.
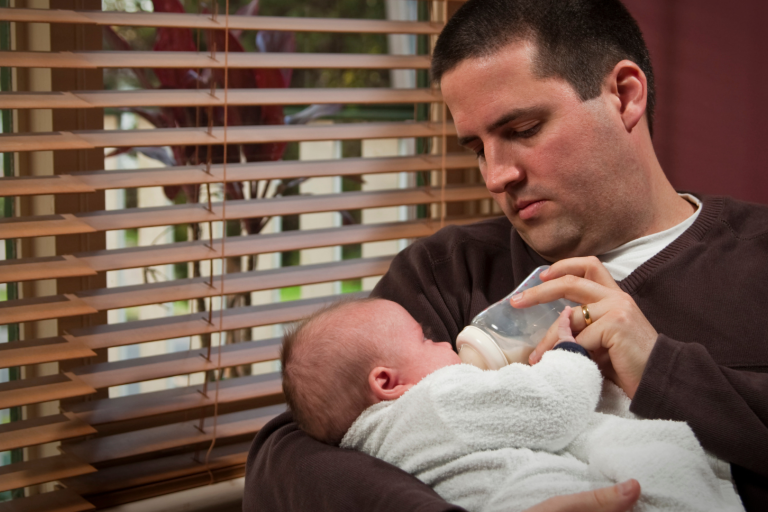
left=523, top=480, right=641, bottom=512
left=588, top=480, right=641, bottom=512
left=530, top=304, right=604, bottom=364
left=541, top=256, right=620, bottom=289
left=572, top=322, right=607, bottom=353
left=511, top=275, right=613, bottom=308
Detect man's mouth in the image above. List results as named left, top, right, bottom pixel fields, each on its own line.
left=515, top=199, right=546, bottom=220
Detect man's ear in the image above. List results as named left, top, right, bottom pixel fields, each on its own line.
left=607, top=59, right=647, bottom=133
left=369, top=366, right=413, bottom=402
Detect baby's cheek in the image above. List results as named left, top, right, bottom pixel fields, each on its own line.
left=440, top=346, right=463, bottom=366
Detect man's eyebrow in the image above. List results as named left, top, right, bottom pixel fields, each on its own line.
left=457, top=107, right=546, bottom=147
left=457, top=134, right=479, bottom=147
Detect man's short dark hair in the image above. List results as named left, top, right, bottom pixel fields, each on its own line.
left=432, top=0, right=656, bottom=134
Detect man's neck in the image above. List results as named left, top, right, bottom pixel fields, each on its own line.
left=631, top=140, right=697, bottom=238
left=640, top=172, right=697, bottom=238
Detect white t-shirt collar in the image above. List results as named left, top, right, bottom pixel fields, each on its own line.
left=597, top=194, right=702, bottom=281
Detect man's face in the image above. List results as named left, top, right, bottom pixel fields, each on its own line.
left=441, top=41, right=650, bottom=260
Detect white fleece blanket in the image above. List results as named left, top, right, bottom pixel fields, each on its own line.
left=340, top=350, right=744, bottom=512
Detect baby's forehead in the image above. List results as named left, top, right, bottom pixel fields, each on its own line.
left=356, top=299, right=414, bottom=323
left=329, top=299, right=415, bottom=333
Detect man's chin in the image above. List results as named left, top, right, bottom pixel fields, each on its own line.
left=514, top=226, right=583, bottom=262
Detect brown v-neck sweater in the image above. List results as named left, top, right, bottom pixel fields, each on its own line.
left=244, top=195, right=768, bottom=511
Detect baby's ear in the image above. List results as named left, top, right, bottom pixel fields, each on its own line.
left=369, top=367, right=412, bottom=402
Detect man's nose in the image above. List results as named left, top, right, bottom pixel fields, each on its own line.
left=482, top=147, right=524, bottom=194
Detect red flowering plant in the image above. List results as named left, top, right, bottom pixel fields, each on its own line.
left=105, top=0, right=301, bottom=236
left=104, top=0, right=344, bottom=361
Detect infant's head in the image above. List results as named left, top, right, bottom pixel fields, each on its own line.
left=281, top=298, right=460, bottom=445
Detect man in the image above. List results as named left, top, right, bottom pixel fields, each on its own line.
left=244, top=1, right=768, bottom=510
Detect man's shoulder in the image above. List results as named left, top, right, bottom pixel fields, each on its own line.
left=408, top=216, right=513, bottom=261
left=713, top=195, right=768, bottom=240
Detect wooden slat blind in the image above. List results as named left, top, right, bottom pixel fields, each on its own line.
left=0, top=88, right=444, bottom=110
left=0, top=7, right=444, bottom=34
left=0, top=0, right=486, bottom=509
left=0, top=51, right=432, bottom=70
left=0, top=184, right=487, bottom=241
left=0, top=121, right=455, bottom=152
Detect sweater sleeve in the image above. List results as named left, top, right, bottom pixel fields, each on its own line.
left=431, top=351, right=603, bottom=453
left=242, top=410, right=467, bottom=512
left=631, top=334, right=768, bottom=481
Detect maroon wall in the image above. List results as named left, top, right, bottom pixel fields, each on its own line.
left=623, top=0, right=768, bottom=204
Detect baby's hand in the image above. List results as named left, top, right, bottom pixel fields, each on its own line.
left=557, top=306, right=576, bottom=343
left=529, top=306, right=584, bottom=365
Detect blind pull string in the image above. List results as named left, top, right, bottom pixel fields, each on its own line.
left=204, top=27, right=216, bottom=317
left=203, top=0, right=230, bottom=482
left=204, top=31, right=216, bottom=312
left=439, top=0, right=448, bottom=230
left=189, top=5, right=202, bottom=395
left=195, top=0, right=227, bottom=459
left=440, top=102, right=447, bottom=230
left=193, top=13, right=213, bottom=455
left=427, top=40, right=437, bottom=217
left=194, top=0, right=202, bottom=173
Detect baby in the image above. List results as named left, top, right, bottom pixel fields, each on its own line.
left=281, top=298, right=744, bottom=512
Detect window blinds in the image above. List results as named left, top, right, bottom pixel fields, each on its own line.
left=0, top=0, right=493, bottom=509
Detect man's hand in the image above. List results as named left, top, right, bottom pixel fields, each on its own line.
left=511, top=257, right=657, bottom=398
left=523, top=480, right=641, bottom=512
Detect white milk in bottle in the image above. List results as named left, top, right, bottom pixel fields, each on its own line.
left=456, top=266, right=577, bottom=369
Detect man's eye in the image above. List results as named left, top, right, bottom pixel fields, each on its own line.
left=515, top=124, right=541, bottom=139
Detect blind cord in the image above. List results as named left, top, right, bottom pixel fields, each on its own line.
left=440, top=102, right=446, bottom=229
left=439, top=0, right=448, bottom=230
left=204, top=0, right=230, bottom=483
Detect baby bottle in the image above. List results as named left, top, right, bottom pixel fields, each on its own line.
left=456, top=266, right=578, bottom=369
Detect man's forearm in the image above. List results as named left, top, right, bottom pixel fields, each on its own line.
left=243, top=411, right=466, bottom=512
left=631, top=335, right=768, bottom=478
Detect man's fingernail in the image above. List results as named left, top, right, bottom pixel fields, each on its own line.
left=510, top=293, right=524, bottom=303
left=540, top=268, right=549, bottom=278
left=618, top=480, right=635, bottom=496
left=528, top=350, right=537, bottom=363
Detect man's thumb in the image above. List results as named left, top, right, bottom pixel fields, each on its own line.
left=588, top=480, right=641, bottom=512
left=524, top=479, right=641, bottom=512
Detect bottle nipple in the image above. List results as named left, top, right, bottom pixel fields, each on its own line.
left=458, top=344, right=489, bottom=370
left=456, top=325, right=508, bottom=370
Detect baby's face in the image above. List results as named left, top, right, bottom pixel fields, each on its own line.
left=374, top=300, right=462, bottom=383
